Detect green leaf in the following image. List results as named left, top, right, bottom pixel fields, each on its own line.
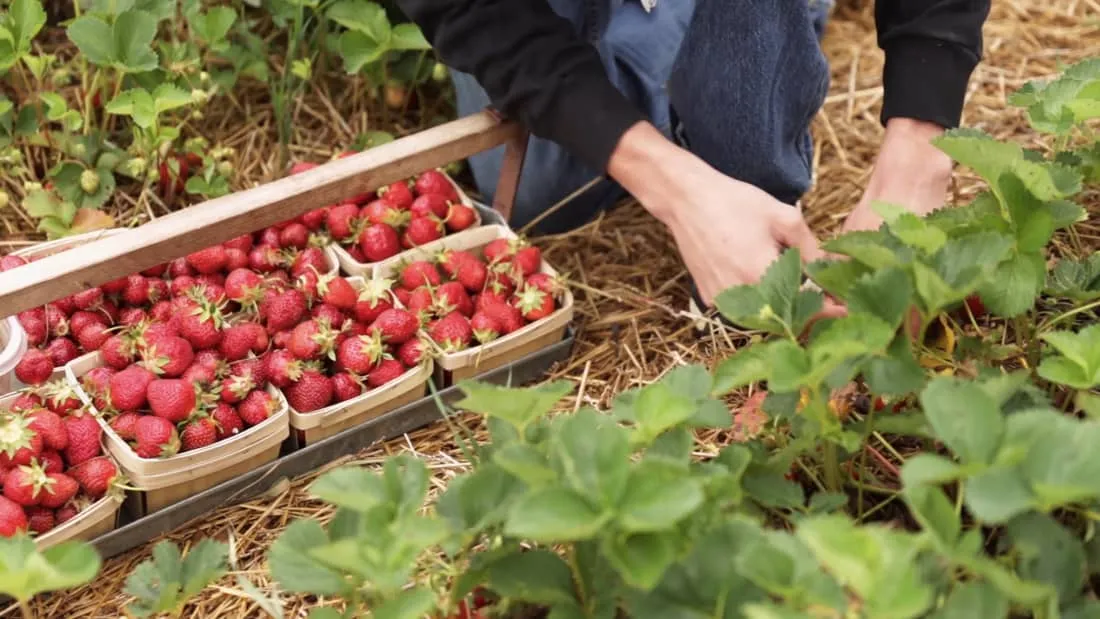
left=436, top=463, right=521, bottom=533
left=550, top=408, right=631, bottom=506
left=373, top=586, right=437, bottom=619
left=487, top=549, right=577, bottom=605
left=308, top=466, right=387, bottom=512
left=492, top=443, right=556, bottom=486
left=873, top=201, right=947, bottom=254
left=0, top=0, right=46, bottom=71
left=900, top=454, right=964, bottom=487
left=765, top=340, right=811, bottom=392
left=187, top=6, right=236, bottom=45
left=22, top=189, right=61, bottom=219
left=106, top=88, right=157, bottom=128
left=805, top=314, right=895, bottom=386
left=390, top=23, right=430, bottom=50
left=179, top=539, right=229, bottom=600
left=919, top=378, right=1003, bottom=464
left=1006, top=512, right=1086, bottom=602
left=602, top=531, right=678, bottom=590
left=66, top=15, right=114, bottom=66
left=822, top=230, right=908, bottom=269
left=903, top=485, right=959, bottom=549
left=0, top=535, right=100, bottom=604
left=504, top=486, right=609, bottom=543
left=327, top=0, right=390, bottom=37
left=307, top=608, right=343, bottom=619
left=845, top=267, right=912, bottom=328
left=68, top=10, right=159, bottom=72
left=976, top=251, right=1046, bottom=318
left=152, top=84, right=193, bottom=114
left=268, top=521, right=351, bottom=596
left=338, top=30, right=387, bottom=73
left=617, top=460, right=704, bottom=532
left=743, top=468, right=804, bottom=509
left=715, top=248, right=819, bottom=335
left=631, top=380, right=697, bottom=441
left=806, top=258, right=871, bottom=300
left=864, top=333, right=927, bottom=396
left=964, top=467, right=1036, bottom=524
left=1006, top=410, right=1100, bottom=510
left=49, top=162, right=114, bottom=211
left=124, top=539, right=227, bottom=617
left=930, top=583, right=1009, bottom=619
left=457, top=380, right=572, bottom=432
left=1039, top=325, right=1100, bottom=389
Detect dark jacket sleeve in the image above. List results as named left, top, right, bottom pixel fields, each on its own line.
left=393, top=0, right=645, bottom=173
left=875, top=0, right=991, bottom=129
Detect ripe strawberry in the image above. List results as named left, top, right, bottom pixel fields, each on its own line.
left=318, top=274, right=358, bottom=310
left=81, top=366, right=115, bottom=411
left=288, top=319, right=338, bottom=361
left=15, top=349, right=53, bottom=385
left=225, top=269, right=265, bottom=306
left=297, top=270, right=322, bottom=301
left=8, top=392, right=41, bottom=412
left=44, top=305, right=69, bottom=337
left=109, top=365, right=157, bottom=411
left=486, top=267, right=517, bottom=297
left=394, top=288, right=412, bottom=307
left=410, top=193, right=450, bottom=219
left=964, top=294, right=987, bottom=318
left=211, top=403, right=245, bottom=440
left=263, top=288, right=308, bottom=332
left=25, top=506, right=54, bottom=534
left=401, top=261, right=442, bottom=290
left=513, top=286, right=555, bottom=321
left=525, top=272, right=563, bottom=296
left=0, top=255, right=27, bottom=271
left=119, top=307, right=148, bottom=326
left=147, top=379, right=197, bottom=423
left=289, top=161, right=318, bottom=175
left=444, top=202, right=477, bottom=232
left=225, top=248, right=250, bottom=271
left=18, top=314, right=47, bottom=347
left=263, top=350, right=302, bottom=389
left=44, top=337, right=79, bottom=367
left=134, top=416, right=180, bottom=459
left=482, top=238, right=514, bottom=264
left=404, top=216, right=444, bottom=247
left=69, top=456, right=118, bottom=500
left=397, top=338, right=425, bottom=367
left=28, top=410, right=67, bottom=452
left=122, top=275, right=152, bottom=306
left=353, top=279, right=395, bottom=324
left=53, top=295, right=76, bottom=315
left=63, top=410, right=102, bottom=467
left=406, top=287, right=435, bottom=318
left=258, top=226, right=282, bottom=247
left=471, top=313, right=502, bottom=344
left=326, top=203, right=362, bottom=242
left=224, top=233, right=253, bottom=253
left=55, top=502, right=81, bottom=524
left=370, top=308, right=419, bottom=345
left=141, top=335, right=195, bottom=378
left=141, top=263, right=168, bottom=278
left=510, top=245, right=542, bottom=277
left=76, top=322, right=111, bottom=352
left=378, top=181, right=414, bottom=209
left=37, top=450, right=64, bottom=475
left=110, top=411, right=142, bottom=441
left=69, top=311, right=107, bottom=337
left=249, top=245, right=283, bottom=273
left=40, top=472, right=79, bottom=509
left=42, top=382, right=81, bottom=415
left=219, top=373, right=255, bottom=405
left=181, top=417, right=218, bottom=452
left=176, top=301, right=224, bottom=350
left=238, top=390, right=278, bottom=426
left=438, top=249, right=477, bottom=277
left=348, top=245, right=368, bottom=262
left=0, top=495, right=27, bottom=536
left=437, top=281, right=474, bottom=317
left=279, top=222, right=310, bottom=249
left=414, top=169, right=459, bottom=201
left=455, top=258, right=488, bottom=293
left=168, top=257, right=194, bottom=278
left=331, top=373, right=363, bottom=402
left=4, top=464, right=45, bottom=506
left=0, top=415, right=43, bottom=470
left=366, top=358, right=406, bottom=388
left=363, top=199, right=410, bottom=228
left=186, top=245, right=229, bottom=275
left=337, top=334, right=384, bottom=375
left=285, top=371, right=334, bottom=412
left=430, top=313, right=472, bottom=352
left=300, top=207, right=330, bottom=231
left=359, top=223, right=401, bottom=262
left=312, top=304, right=347, bottom=328
left=150, top=301, right=173, bottom=323
left=71, top=288, right=104, bottom=311
left=219, top=323, right=263, bottom=361
left=195, top=273, right=227, bottom=289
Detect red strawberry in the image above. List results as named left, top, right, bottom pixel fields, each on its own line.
left=444, top=202, right=477, bottom=232
left=332, top=373, right=363, bottom=402
left=211, top=403, right=245, bottom=440
left=0, top=415, right=40, bottom=468
left=55, top=502, right=80, bottom=524
left=513, top=286, right=555, bottom=321
left=219, top=323, right=263, bottom=361
left=69, top=311, right=107, bottom=337
left=279, top=223, right=310, bottom=249
left=186, top=245, right=229, bottom=275
left=0, top=495, right=27, bottom=536
left=122, top=275, right=152, bottom=306
left=263, top=288, right=308, bottom=332
left=142, top=263, right=168, bottom=278
left=219, top=373, right=255, bottom=405
left=42, top=382, right=81, bottom=415
left=436, top=281, right=474, bottom=317
left=26, top=506, right=54, bottom=534
left=18, top=314, right=47, bottom=346
left=336, top=335, right=384, bottom=375
left=362, top=199, right=410, bottom=228
left=225, top=269, right=265, bottom=306
left=119, top=307, right=148, bottom=326
left=300, top=207, right=330, bottom=231
left=359, top=223, right=401, bottom=262
left=168, top=257, right=194, bottom=278
left=110, top=411, right=142, bottom=441
left=37, top=450, right=64, bottom=474
left=288, top=319, right=338, bottom=361
left=149, top=301, right=173, bottom=323
left=238, top=390, right=278, bottom=426
left=285, top=371, right=334, bottom=412
left=367, top=358, right=406, bottom=388
left=141, top=335, right=195, bottom=378
left=410, top=193, right=450, bottom=219
left=455, top=259, right=488, bottom=293
left=180, top=417, right=218, bottom=451
left=225, top=248, right=250, bottom=271
left=430, top=313, right=472, bottom=352
left=394, top=288, right=412, bottom=307
left=378, top=181, right=414, bottom=209
left=438, top=249, right=477, bottom=278
left=348, top=245, right=368, bottom=262
left=15, top=349, right=53, bottom=385
left=0, top=255, right=28, bottom=271
left=318, top=274, right=358, bottom=310
left=478, top=299, right=524, bottom=334
left=44, top=337, right=79, bottom=367
left=109, top=365, right=157, bottom=411
left=401, top=261, right=442, bottom=290
left=406, top=287, right=435, bottom=318
left=404, top=216, right=444, bottom=247
left=44, top=305, right=69, bottom=337
left=353, top=279, right=395, bottom=324
left=414, top=169, right=459, bottom=201
left=71, top=288, right=104, bottom=311
left=249, top=246, right=283, bottom=273
left=81, top=366, right=116, bottom=411
left=297, top=270, right=321, bottom=301
left=397, top=338, right=424, bottom=367
left=224, top=233, right=253, bottom=253
left=76, top=322, right=111, bottom=352
left=525, top=272, right=563, bottom=296
left=28, top=410, right=67, bottom=452
left=370, top=309, right=419, bottom=345
left=64, top=410, right=103, bottom=467
left=147, top=379, right=197, bottom=423
left=69, top=456, right=118, bottom=499
left=486, top=267, right=517, bottom=297
left=326, top=203, right=362, bottom=242
left=263, top=350, right=302, bottom=389
left=482, top=238, right=514, bottom=264
left=289, top=161, right=318, bottom=175
left=176, top=301, right=224, bottom=350
left=258, top=226, right=282, bottom=247
left=134, top=416, right=179, bottom=459
left=312, top=303, right=347, bottom=328
left=471, top=313, right=502, bottom=344
left=8, top=392, right=41, bottom=412
left=40, top=472, right=79, bottom=509
left=510, top=245, right=542, bottom=278
left=100, top=334, right=136, bottom=370
left=4, top=464, right=46, bottom=506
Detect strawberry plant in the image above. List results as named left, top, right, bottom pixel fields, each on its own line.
left=122, top=538, right=229, bottom=618
left=0, top=532, right=101, bottom=618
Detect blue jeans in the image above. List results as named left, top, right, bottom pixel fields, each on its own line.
left=450, top=0, right=833, bottom=234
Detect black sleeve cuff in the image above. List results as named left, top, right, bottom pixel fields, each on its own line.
left=880, top=37, right=980, bottom=129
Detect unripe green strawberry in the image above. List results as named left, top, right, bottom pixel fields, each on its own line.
left=80, top=169, right=100, bottom=194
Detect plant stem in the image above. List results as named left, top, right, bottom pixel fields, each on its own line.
left=18, top=599, right=33, bottom=619
left=1039, top=298, right=1100, bottom=332
left=822, top=441, right=841, bottom=493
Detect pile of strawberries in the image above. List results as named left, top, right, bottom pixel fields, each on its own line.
left=289, top=160, right=479, bottom=265
left=0, top=379, right=119, bottom=538
left=393, top=237, right=564, bottom=353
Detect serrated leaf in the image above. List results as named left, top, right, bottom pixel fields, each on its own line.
left=187, top=6, right=236, bottom=45
left=268, top=521, right=351, bottom=596
left=373, top=586, right=437, bottom=619
left=179, top=539, right=229, bottom=600
left=66, top=16, right=114, bottom=66
left=903, top=485, right=959, bottom=549
left=900, top=454, right=964, bottom=487
left=602, top=531, right=678, bottom=590
left=0, top=0, right=46, bottom=71
left=1006, top=512, right=1086, bottom=602
left=504, top=486, right=609, bottom=542
left=977, top=251, right=1046, bottom=318
left=22, top=189, right=61, bottom=219
left=715, top=248, right=817, bottom=335
left=805, top=314, right=894, bottom=385
left=550, top=408, right=631, bottom=506
left=919, top=378, right=1003, bottom=464
left=805, top=258, right=871, bottom=300
left=390, top=23, right=430, bottom=50
left=712, top=343, right=771, bottom=395
left=864, top=332, right=926, bottom=396
left=617, top=460, right=704, bottom=532
left=822, top=230, right=906, bottom=269
left=930, top=583, right=1009, bottom=619
left=487, top=549, right=578, bottom=605
left=1038, top=325, right=1100, bottom=389
left=873, top=202, right=947, bottom=253
left=152, top=83, right=193, bottom=113
left=845, top=267, right=912, bottom=327
left=106, top=88, right=157, bottom=128
left=0, top=535, right=101, bottom=604
left=456, top=380, right=572, bottom=432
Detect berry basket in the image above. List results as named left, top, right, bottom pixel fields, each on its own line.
left=328, top=169, right=482, bottom=277
left=0, top=316, right=28, bottom=396
left=65, top=352, right=290, bottom=515
left=376, top=224, right=574, bottom=386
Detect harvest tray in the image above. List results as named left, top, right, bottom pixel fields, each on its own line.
left=85, top=327, right=572, bottom=560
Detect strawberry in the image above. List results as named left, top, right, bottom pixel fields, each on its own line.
left=4, top=464, right=46, bottom=506
left=430, top=313, right=472, bottom=352
left=142, top=262, right=168, bottom=278
left=37, top=450, right=64, bottom=474
left=18, top=313, right=47, bottom=346
left=513, top=286, right=555, bottom=321
left=348, top=245, right=368, bottom=262
left=168, top=257, right=194, bottom=278
left=134, top=416, right=179, bottom=459
left=40, top=472, right=79, bottom=509
left=486, top=268, right=517, bottom=298
left=455, top=258, right=488, bottom=293
left=141, top=335, right=195, bottom=378
left=42, top=382, right=81, bottom=415
left=394, top=288, right=412, bottom=307
left=211, top=403, right=245, bottom=440
left=69, top=456, right=118, bottom=500
left=8, top=392, right=41, bottom=412
left=312, top=304, right=347, bottom=328
left=404, top=216, right=444, bottom=247
left=219, top=373, right=255, bottom=405
left=410, top=194, right=450, bottom=219
left=353, top=279, right=395, bottom=324
left=122, top=275, right=153, bottom=306
left=318, top=274, right=358, bottom=310
left=378, top=181, right=414, bottom=209
left=285, top=371, right=334, bottom=412
left=181, top=417, right=218, bottom=451
left=406, top=287, right=435, bottom=318
left=81, top=367, right=115, bottom=411
left=397, top=338, right=425, bottom=367
left=289, top=161, right=318, bottom=175
left=964, top=294, right=987, bottom=318
left=337, top=334, right=384, bottom=375
left=15, top=349, right=53, bottom=385
left=219, top=323, right=264, bottom=362
left=0, top=255, right=27, bottom=271
left=279, top=223, right=310, bottom=249
left=438, top=249, right=477, bottom=277
left=53, top=295, right=77, bottom=315
left=28, top=410, right=68, bottom=451
left=44, top=305, right=69, bottom=337
left=110, top=411, right=142, bottom=441
left=225, top=268, right=265, bottom=306
left=359, top=223, right=401, bottom=262
left=326, top=203, right=362, bottom=242
left=444, top=202, right=477, bottom=232
left=224, top=233, right=253, bottom=253
left=471, top=313, right=502, bottom=344
left=71, top=288, right=104, bottom=311
left=55, top=502, right=81, bottom=524
left=75, top=322, right=111, bottom=352
left=26, top=506, right=54, bottom=534
left=238, top=390, right=278, bottom=426
left=510, top=245, right=542, bottom=277
left=150, top=301, right=174, bottom=323
left=526, top=272, right=563, bottom=296
left=44, top=337, right=79, bottom=367
left=225, top=248, right=250, bottom=271
left=249, top=246, right=283, bottom=273
left=482, top=238, right=514, bottom=264
left=63, top=409, right=102, bottom=467
left=297, top=270, right=321, bottom=301
left=370, top=309, right=419, bottom=345
left=436, top=281, right=474, bottom=317
left=263, top=350, right=302, bottom=389
left=288, top=319, right=338, bottom=361
left=300, top=207, right=330, bottom=231
left=332, top=373, right=364, bottom=402
left=363, top=199, right=410, bottom=228
left=69, top=311, right=107, bottom=337
left=119, top=307, right=148, bottom=326
left=263, top=288, right=308, bottom=332
left=186, top=245, right=229, bottom=275
left=414, top=169, right=459, bottom=201
left=109, top=365, right=157, bottom=411
left=367, top=358, right=406, bottom=388
left=176, top=300, right=225, bottom=350
left=0, top=495, right=27, bottom=536
left=147, top=379, right=197, bottom=423
left=258, top=227, right=282, bottom=247
left=401, top=261, right=442, bottom=290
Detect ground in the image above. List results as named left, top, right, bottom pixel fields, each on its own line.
left=25, top=0, right=1100, bottom=616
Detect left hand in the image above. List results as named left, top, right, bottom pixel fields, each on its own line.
left=841, top=118, right=955, bottom=234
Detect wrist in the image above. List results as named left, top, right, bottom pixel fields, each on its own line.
left=607, top=122, right=714, bottom=226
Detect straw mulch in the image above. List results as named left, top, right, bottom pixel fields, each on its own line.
left=16, top=0, right=1100, bottom=617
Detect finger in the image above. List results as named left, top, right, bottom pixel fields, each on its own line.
left=777, top=217, right=827, bottom=265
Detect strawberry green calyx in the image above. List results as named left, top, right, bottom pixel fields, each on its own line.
left=358, top=276, right=395, bottom=307
left=513, top=286, right=549, bottom=315
left=0, top=414, right=37, bottom=458
left=188, top=297, right=227, bottom=329
left=20, top=461, right=55, bottom=497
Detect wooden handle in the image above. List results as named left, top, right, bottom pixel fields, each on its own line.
left=486, top=108, right=530, bottom=223
left=0, top=111, right=520, bottom=317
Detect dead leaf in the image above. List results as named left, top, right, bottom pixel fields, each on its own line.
left=69, top=208, right=116, bottom=234
left=732, top=390, right=769, bottom=442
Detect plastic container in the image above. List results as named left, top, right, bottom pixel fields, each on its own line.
left=65, top=353, right=290, bottom=515
left=0, top=386, right=124, bottom=548
left=377, top=224, right=574, bottom=386
left=329, top=170, right=482, bottom=277
left=0, top=316, right=28, bottom=396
